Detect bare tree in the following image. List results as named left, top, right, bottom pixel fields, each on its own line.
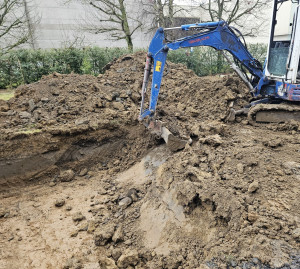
left=152, top=0, right=175, bottom=28
left=0, top=0, right=35, bottom=55
left=197, top=0, right=272, bottom=37
left=76, top=0, right=142, bottom=52
left=142, top=0, right=188, bottom=30
left=194, top=0, right=272, bottom=72
left=141, top=0, right=200, bottom=42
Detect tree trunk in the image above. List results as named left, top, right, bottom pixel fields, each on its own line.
left=119, top=0, right=133, bottom=52
left=157, top=0, right=165, bottom=27
left=168, top=0, right=174, bottom=27
left=217, top=51, right=223, bottom=73
left=23, top=0, right=36, bottom=49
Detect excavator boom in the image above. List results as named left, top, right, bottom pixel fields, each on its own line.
left=140, top=1, right=300, bottom=147
left=139, top=21, right=264, bottom=122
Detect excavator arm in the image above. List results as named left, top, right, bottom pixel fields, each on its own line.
left=139, top=21, right=264, bottom=122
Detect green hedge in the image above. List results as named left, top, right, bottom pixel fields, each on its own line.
left=0, top=47, right=129, bottom=89
left=168, top=43, right=267, bottom=76
left=0, top=44, right=267, bottom=89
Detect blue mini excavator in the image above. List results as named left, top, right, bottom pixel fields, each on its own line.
left=139, top=0, right=300, bottom=149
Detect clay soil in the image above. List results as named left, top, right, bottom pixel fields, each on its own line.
left=0, top=52, right=299, bottom=269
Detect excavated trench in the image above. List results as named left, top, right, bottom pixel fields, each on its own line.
left=0, top=125, right=154, bottom=195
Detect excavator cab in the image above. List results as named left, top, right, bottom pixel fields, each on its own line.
left=265, top=0, right=300, bottom=83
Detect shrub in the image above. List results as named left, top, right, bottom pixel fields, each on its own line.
left=168, top=43, right=267, bottom=77
left=0, top=44, right=267, bottom=89
left=0, top=47, right=129, bottom=89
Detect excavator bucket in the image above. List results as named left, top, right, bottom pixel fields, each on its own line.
left=147, top=120, right=188, bottom=152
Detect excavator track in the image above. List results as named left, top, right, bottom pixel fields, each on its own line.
left=248, top=103, right=300, bottom=124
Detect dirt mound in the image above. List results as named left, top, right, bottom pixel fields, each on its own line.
left=0, top=51, right=248, bottom=186
left=0, top=52, right=299, bottom=268
left=0, top=52, right=249, bottom=136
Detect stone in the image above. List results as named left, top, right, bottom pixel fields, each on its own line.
left=200, top=134, right=222, bottom=146
left=111, top=249, right=122, bottom=261
left=49, top=182, right=56, bottom=187
left=59, top=170, right=75, bottom=182
left=186, top=107, right=199, bottom=117
left=75, top=118, right=89, bottom=125
left=237, top=163, right=244, bottom=173
left=87, top=220, right=96, bottom=234
left=94, top=224, right=115, bottom=246
left=55, top=198, right=65, bottom=207
left=0, top=101, right=9, bottom=112
left=282, top=161, right=300, bottom=175
left=276, top=169, right=285, bottom=176
left=198, top=265, right=210, bottom=269
left=99, top=257, right=118, bottom=269
left=8, top=235, right=14, bottom=241
left=117, top=250, right=139, bottom=268
left=41, top=97, right=49, bottom=102
left=70, top=230, right=78, bottom=237
left=63, top=258, right=82, bottom=269
left=118, top=197, right=132, bottom=208
left=112, top=102, right=124, bottom=111
left=19, top=111, right=31, bottom=119
left=292, top=228, right=300, bottom=241
left=72, top=212, right=85, bottom=222
left=0, top=208, right=7, bottom=218
left=263, top=139, right=282, bottom=148
left=78, top=222, right=88, bottom=232
left=230, top=260, right=238, bottom=267
left=127, top=188, right=139, bottom=202
left=79, top=168, right=88, bottom=176
left=28, top=99, right=36, bottom=112
left=7, top=110, right=15, bottom=116
left=103, top=93, right=113, bottom=101
left=248, top=181, right=259, bottom=193
left=248, top=212, right=259, bottom=222
left=116, top=68, right=125, bottom=73
left=124, top=239, right=132, bottom=245
left=112, top=225, right=124, bottom=243
left=66, top=206, right=72, bottom=211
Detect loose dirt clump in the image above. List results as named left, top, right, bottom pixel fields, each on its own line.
left=0, top=52, right=299, bottom=269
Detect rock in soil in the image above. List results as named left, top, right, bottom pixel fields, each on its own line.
left=72, top=212, right=85, bottom=222
left=112, top=225, right=124, bottom=243
left=248, top=180, right=259, bottom=193
left=94, top=224, right=115, bottom=246
left=55, top=198, right=65, bottom=207
left=99, top=257, right=118, bottom=269
left=118, top=197, right=132, bottom=208
left=59, top=170, right=75, bottom=182
left=117, top=250, right=139, bottom=268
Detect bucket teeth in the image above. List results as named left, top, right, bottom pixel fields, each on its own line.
left=147, top=120, right=188, bottom=151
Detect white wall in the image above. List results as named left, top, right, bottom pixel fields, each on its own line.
left=28, top=0, right=272, bottom=49
left=30, top=0, right=152, bottom=49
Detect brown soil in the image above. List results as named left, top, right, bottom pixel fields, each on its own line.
left=0, top=52, right=299, bottom=269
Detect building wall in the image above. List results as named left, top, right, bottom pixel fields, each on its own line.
left=29, top=0, right=152, bottom=49
left=28, top=0, right=272, bottom=49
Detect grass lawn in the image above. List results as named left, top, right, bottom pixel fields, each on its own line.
left=0, top=89, right=15, bottom=101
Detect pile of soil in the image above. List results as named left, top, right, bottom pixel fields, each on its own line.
left=0, top=52, right=249, bottom=133
left=0, top=52, right=299, bottom=269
